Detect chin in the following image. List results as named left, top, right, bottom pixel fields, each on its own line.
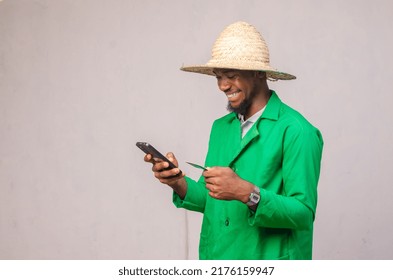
left=226, top=102, right=249, bottom=116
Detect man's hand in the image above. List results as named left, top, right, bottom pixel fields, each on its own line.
left=203, top=167, right=254, bottom=203
left=144, top=152, right=187, bottom=198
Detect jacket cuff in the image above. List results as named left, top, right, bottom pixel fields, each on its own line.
left=247, top=188, right=269, bottom=226
left=172, top=176, right=205, bottom=213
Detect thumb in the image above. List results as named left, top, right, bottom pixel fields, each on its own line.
left=166, top=152, right=174, bottom=160
left=166, top=152, right=178, bottom=166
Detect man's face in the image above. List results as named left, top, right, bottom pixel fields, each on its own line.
left=213, top=69, right=260, bottom=116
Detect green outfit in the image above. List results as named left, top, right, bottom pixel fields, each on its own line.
left=173, top=91, right=323, bottom=260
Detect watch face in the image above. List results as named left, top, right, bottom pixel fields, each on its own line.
left=247, top=191, right=260, bottom=206
left=250, top=193, right=260, bottom=203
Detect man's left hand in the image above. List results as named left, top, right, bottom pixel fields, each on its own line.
left=203, top=167, right=254, bottom=203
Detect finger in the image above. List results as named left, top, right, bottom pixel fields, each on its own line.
left=160, top=173, right=185, bottom=185
left=152, top=157, right=164, bottom=163
left=205, top=183, right=215, bottom=192
left=144, top=153, right=153, bottom=163
left=205, top=177, right=222, bottom=187
left=203, top=166, right=219, bottom=177
left=203, top=169, right=213, bottom=177
left=208, top=191, right=219, bottom=199
left=204, top=177, right=214, bottom=185
left=152, top=161, right=170, bottom=172
left=156, top=169, right=184, bottom=185
left=156, top=168, right=182, bottom=179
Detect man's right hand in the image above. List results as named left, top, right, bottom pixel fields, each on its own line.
left=143, top=152, right=187, bottom=199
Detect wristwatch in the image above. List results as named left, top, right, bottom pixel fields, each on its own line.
left=246, top=186, right=261, bottom=206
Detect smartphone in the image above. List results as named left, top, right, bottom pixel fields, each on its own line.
left=136, top=142, right=179, bottom=171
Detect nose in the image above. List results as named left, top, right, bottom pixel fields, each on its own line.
left=217, top=77, right=231, bottom=92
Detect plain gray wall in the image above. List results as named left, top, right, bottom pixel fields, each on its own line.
left=1, top=0, right=392, bottom=259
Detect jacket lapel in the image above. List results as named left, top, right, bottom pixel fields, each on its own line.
left=227, top=120, right=260, bottom=167
left=227, top=91, right=282, bottom=167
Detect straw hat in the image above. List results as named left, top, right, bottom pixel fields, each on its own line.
left=180, top=21, right=296, bottom=81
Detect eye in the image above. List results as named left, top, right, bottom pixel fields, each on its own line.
left=227, top=74, right=238, bottom=80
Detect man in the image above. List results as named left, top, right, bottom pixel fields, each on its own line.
left=143, top=21, right=323, bottom=260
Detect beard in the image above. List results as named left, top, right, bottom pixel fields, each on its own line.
left=226, top=98, right=252, bottom=116
left=226, top=89, right=257, bottom=116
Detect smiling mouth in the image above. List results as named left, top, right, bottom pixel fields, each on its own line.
left=226, top=91, right=240, bottom=99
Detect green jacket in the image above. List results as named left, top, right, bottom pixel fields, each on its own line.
left=173, top=91, right=323, bottom=260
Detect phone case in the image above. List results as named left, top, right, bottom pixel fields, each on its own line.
left=136, top=142, right=177, bottom=170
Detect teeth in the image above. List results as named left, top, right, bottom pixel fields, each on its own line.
left=227, top=92, right=239, bottom=98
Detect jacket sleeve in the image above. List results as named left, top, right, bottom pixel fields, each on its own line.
left=249, top=124, right=324, bottom=230
left=172, top=120, right=220, bottom=213
left=173, top=176, right=207, bottom=213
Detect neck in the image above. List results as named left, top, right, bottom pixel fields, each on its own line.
left=244, top=85, right=271, bottom=120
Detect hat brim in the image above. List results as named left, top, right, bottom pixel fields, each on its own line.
left=180, top=64, right=296, bottom=81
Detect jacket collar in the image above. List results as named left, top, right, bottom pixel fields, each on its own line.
left=225, top=90, right=281, bottom=123
left=226, top=91, right=282, bottom=167
left=260, top=90, right=281, bottom=121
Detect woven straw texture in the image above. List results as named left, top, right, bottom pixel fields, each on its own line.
left=181, top=21, right=295, bottom=81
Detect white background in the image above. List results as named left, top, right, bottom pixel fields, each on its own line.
left=1, top=0, right=392, bottom=259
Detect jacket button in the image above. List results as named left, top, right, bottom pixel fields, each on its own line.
left=225, top=219, right=230, bottom=226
